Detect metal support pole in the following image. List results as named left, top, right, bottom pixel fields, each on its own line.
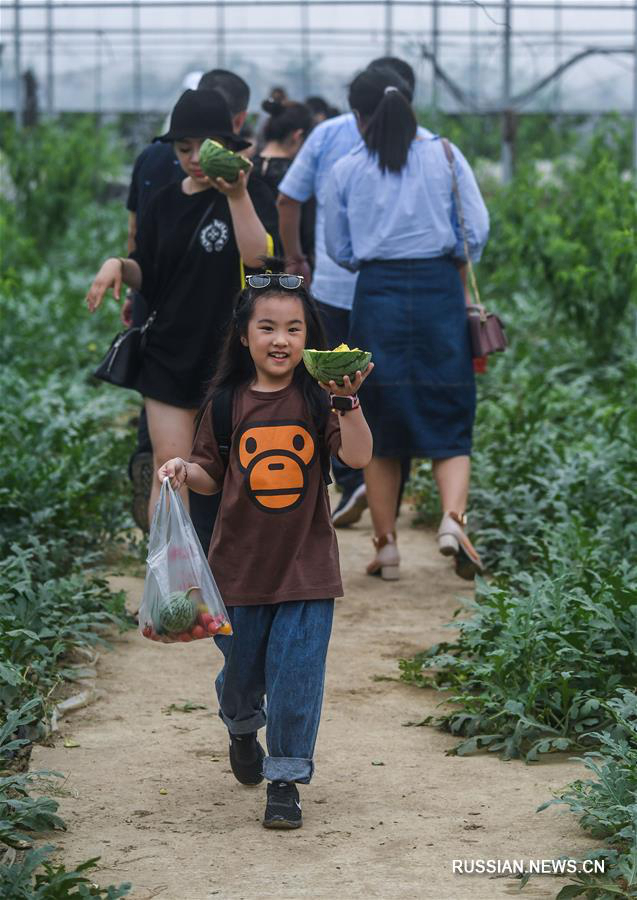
left=384, top=0, right=393, bottom=55
left=46, top=0, right=54, bottom=115
left=553, top=0, right=562, bottom=112
left=431, top=0, right=439, bottom=110
left=501, top=0, right=513, bottom=183
left=95, top=29, right=103, bottom=121
left=301, top=0, right=310, bottom=97
left=469, top=0, right=478, bottom=105
left=14, top=0, right=22, bottom=127
left=132, top=0, right=142, bottom=111
left=216, top=0, right=226, bottom=68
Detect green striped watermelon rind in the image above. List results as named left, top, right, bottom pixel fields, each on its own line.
left=199, top=139, right=251, bottom=182
left=302, top=349, right=372, bottom=386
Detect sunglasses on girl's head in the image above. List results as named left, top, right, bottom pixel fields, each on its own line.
left=246, top=274, right=305, bottom=290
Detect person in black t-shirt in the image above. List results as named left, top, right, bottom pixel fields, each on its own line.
left=121, top=69, right=278, bottom=546
left=121, top=68, right=261, bottom=330
left=251, top=98, right=315, bottom=268
left=87, top=89, right=276, bottom=525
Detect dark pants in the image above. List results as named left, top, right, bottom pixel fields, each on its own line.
left=131, top=291, right=219, bottom=554
left=213, top=599, right=334, bottom=784
left=316, top=300, right=411, bottom=507
left=316, top=301, right=365, bottom=496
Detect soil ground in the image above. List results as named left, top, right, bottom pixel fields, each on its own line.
left=33, top=504, right=597, bottom=900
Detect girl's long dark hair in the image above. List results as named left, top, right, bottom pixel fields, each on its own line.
left=197, top=258, right=330, bottom=435
left=348, top=66, right=416, bottom=173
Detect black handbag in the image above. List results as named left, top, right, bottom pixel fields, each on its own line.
left=93, top=310, right=156, bottom=388
left=93, top=196, right=218, bottom=389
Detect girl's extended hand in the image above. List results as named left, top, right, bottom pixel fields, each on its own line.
left=157, top=457, right=188, bottom=490
left=320, top=362, right=374, bottom=397
left=86, top=258, right=123, bottom=313
left=213, top=167, right=251, bottom=200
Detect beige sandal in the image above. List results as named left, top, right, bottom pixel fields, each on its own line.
left=437, top=512, right=484, bottom=580
left=366, top=532, right=400, bottom=581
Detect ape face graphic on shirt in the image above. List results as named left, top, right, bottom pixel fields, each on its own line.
left=236, top=419, right=317, bottom=513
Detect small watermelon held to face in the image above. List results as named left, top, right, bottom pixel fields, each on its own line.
left=303, top=343, right=372, bottom=386
left=159, top=587, right=198, bottom=635
left=199, top=139, right=251, bottom=183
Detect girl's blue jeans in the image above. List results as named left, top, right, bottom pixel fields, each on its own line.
left=213, top=599, right=334, bottom=784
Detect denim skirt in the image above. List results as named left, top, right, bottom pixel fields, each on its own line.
left=348, top=257, right=476, bottom=459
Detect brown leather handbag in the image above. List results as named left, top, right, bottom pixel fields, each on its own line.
left=442, top=139, right=507, bottom=359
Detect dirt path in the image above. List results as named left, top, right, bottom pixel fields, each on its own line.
left=33, top=505, right=596, bottom=899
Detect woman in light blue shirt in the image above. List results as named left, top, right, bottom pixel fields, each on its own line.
left=325, top=67, right=489, bottom=582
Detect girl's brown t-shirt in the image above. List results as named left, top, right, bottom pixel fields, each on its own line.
left=190, top=382, right=344, bottom=606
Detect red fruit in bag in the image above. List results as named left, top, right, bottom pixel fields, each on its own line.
left=191, top=625, right=206, bottom=640
left=199, top=612, right=214, bottom=629
left=207, top=621, right=221, bottom=635
left=178, top=632, right=193, bottom=642
left=142, top=624, right=152, bottom=638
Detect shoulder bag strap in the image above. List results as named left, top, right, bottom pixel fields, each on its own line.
left=441, top=138, right=482, bottom=307
left=145, top=194, right=219, bottom=322
left=211, top=385, right=234, bottom=473
left=239, top=232, right=275, bottom=289
left=186, top=196, right=218, bottom=255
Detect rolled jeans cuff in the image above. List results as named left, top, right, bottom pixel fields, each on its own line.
left=263, top=756, right=314, bottom=784
left=218, top=707, right=266, bottom=735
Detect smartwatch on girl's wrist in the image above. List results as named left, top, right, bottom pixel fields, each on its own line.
left=329, top=394, right=360, bottom=415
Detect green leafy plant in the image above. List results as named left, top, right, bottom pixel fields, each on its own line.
left=0, top=115, right=124, bottom=253
left=538, top=691, right=637, bottom=898
left=480, top=134, right=637, bottom=363
left=405, top=115, right=637, bottom=898
left=0, top=118, right=135, bottom=896
left=0, top=846, right=131, bottom=899
left=400, top=569, right=636, bottom=761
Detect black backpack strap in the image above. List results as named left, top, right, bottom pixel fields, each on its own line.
left=211, top=386, right=234, bottom=473
left=317, top=411, right=333, bottom=488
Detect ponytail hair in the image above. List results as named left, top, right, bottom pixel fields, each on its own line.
left=348, top=66, right=417, bottom=173
left=261, top=98, right=313, bottom=144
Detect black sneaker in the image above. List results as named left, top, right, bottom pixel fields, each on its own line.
left=263, top=781, right=302, bottom=829
left=129, top=451, right=153, bottom=533
left=229, top=732, right=264, bottom=786
left=331, top=483, right=367, bottom=528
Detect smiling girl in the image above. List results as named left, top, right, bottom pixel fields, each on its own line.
left=158, top=265, right=372, bottom=829
left=86, top=89, right=276, bottom=521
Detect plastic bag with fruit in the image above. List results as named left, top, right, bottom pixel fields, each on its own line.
left=139, top=478, right=232, bottom=643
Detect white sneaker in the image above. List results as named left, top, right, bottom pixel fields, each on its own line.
left=331, top=483, right=367, bottom=528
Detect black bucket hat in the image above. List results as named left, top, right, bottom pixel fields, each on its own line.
left=156, top=88, right=250, bottom=150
